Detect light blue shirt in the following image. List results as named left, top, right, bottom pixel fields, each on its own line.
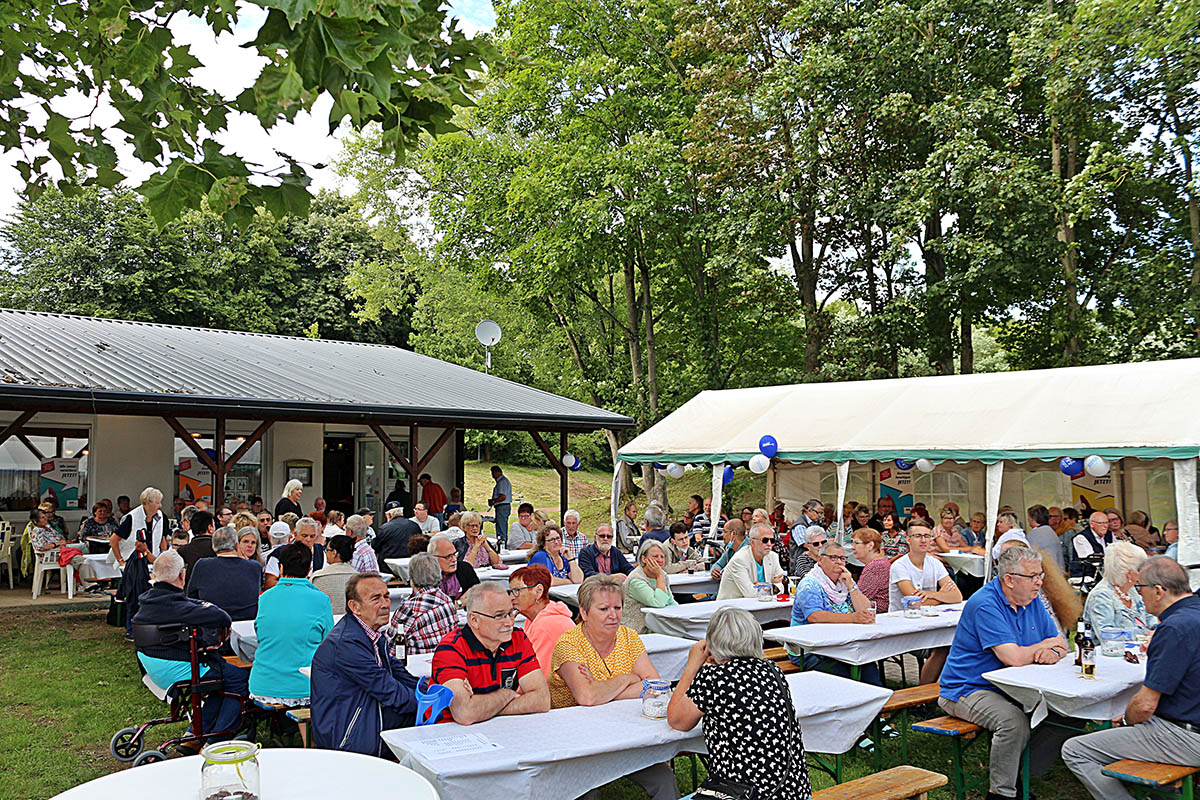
left=248, top=578, right=334, bottom=699
left=792, top=571, right=855, bottom=625
left=491, top=476, right=512, bottom=508
left=1083, top=579, right=1155, bottom=632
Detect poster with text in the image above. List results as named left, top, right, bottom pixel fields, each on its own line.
left=876, top=463, right=915, bottom=517
left=178, top=452, right=215, bottom=504
left=40, top=458, right=81, bottom=509
left=1071, top=471, right=1117, bottom=518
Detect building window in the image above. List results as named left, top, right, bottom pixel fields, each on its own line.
left=914, top=470, right=970, bottom=516
left=0, top=431, right=90, bottom=512
left=1021, top=470, right=1068, bottom=514
left=173, top=436, right=261, bottom=506
left=819, top=469, right=873, bottom=510
left=1146, top=469, right=1175, bottom=530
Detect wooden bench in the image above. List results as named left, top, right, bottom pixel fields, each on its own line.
left=223, top=654, right=252, bottom=669
left=912, top=716, right=989, bottom=800
left=812, top=765, right=948, bottom=800
left=285, top=707, right=312, bottom=748
left=1102, top=760, right=1199, bottom=799
left=871, top=684, right=942, bottom=769
left=764, top=647, right=803, bottom=674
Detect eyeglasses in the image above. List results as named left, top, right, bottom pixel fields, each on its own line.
left=823, top=554, right=847, bottom=563
left=1009, top=571, right=1045, bottom=582
left=909, top=533, right=935, bottom=540
left=471, top=608, right=518, bottom=620
left=544, top=536, right=562, bottom=543
left=435, top=552, right=457, bottom=561
left=851, top=540, right=866, bottom=546
left=507, top=585, right=537, bottom=596
left=1133, top=583, right=1160, bottom=592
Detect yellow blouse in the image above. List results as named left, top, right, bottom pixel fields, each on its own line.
left=548, top=623, right=647, bottom=708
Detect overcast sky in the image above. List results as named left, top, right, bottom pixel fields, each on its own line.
left=0, top=1, right=497, bottom=220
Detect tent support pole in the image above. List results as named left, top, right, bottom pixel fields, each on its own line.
left=835, top=462, right=849, bottom=541
left=710, top=463, right=725, bottom=540
left=610, top=461, right=623, bottom=533
left=1174, top=457, right=1200, bottom=588
left=984, top=462, right=1004, bottom=582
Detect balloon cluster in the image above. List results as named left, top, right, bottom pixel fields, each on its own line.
left=895, top=458, right=934, bottom=472
left=1060, top=455, right=1110, bottom=477
left=562, top=453, right=583, bottom=472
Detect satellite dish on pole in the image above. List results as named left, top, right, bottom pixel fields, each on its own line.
left=474, top=320, right=502, bottom=372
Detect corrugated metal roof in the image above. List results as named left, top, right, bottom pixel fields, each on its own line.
left=0, top=308, right=633, bottom=430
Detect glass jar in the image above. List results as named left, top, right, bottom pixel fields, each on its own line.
left=641, top=679, right=670, bottom=719
left=200, top=741, right=260, bottom=800
left=902, top=596, right=922, bottom=619
left=756, top=583, right=774, bottom=602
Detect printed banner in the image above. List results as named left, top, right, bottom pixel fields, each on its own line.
left=1070, top=472, right=1117, bottom=517
left=876, top=464, right=915, bottom=517
left=178, top=449, right=216, bottom=503
left=40, top=458, right=81, bottom=509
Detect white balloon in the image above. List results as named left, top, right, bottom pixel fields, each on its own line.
left=665, top=463, right=686, bottom=479
left=561, top=453, right=577, bottom=469
left=1084, top=455, right=1110, bottom=477
left=748, top=453, right=771, bottom=474
left=915, top=458, right=935, bottom=473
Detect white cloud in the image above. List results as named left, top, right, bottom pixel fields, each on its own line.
left=0, top=1, right=496, bottom=220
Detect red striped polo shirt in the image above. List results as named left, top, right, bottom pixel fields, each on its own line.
left=430, top=625, right=539, bottom=722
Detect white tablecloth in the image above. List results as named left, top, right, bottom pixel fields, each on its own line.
left=549, top=572, right=720, bottom=606
left=382, top=671, right=889, bottom=799
left=984, top=656, right=1146, bottom=726
left=50, top=748, right=438, bottom=800
left=941, top=551, right=986, bottom=577
left=763, top=604, right=964, bottom=665
left=386, top=558, right=515, bottom=582
left=82, top=553, right=121, bottom=581
left=644, top=596, right=794, bottom=640
left=403, top=633, right=695, bottom=682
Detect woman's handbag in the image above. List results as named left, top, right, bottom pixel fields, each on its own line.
left=692, top=776, right=758, bottom=800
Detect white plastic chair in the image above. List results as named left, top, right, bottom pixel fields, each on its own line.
left=32, top=547, right=74, bottom=600
left=0, top=521, right=13, bottom=589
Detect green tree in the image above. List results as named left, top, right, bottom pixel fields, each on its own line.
left=0, top=0, right=493, bottom=226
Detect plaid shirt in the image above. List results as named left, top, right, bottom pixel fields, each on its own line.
left=351, top=538, right=380, bottom=574
left=353, top=613, right=385, bottom=667
left=563, top=531, right=588, bottom=560
left=386, top=587, right=459, bottom=658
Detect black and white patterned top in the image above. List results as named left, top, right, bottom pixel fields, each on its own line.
left=687, top=657, right=812, bottom=800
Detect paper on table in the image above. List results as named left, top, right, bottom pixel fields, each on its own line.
left=408, top=732, right=502, bottom=760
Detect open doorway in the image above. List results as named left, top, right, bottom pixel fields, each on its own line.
left=322, top=436, right=355, bottom=515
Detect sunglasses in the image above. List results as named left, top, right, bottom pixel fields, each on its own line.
left=760, top=537, right=775, bottom=544
left=596, top=534, right=614, bottom=540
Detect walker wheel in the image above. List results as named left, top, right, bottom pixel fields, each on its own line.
left=132, top=750, right=166, bottom=767
left=109, top=727, right=144, bottom=762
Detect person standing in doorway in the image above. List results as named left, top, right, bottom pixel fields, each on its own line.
left=489, top=465, right=513, bottom=548
left=419, top=473, right=448, bottom=525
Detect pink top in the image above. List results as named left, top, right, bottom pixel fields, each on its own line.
left=857, top=557, right=892, bottom=613
left=523, top=601, right=576, bottom=673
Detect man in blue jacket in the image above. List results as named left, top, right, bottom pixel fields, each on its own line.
left=311, top=572, right=420, bottom=756
left=577, top=524, right=634, bottom=580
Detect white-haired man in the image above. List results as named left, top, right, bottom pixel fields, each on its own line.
left=562, top=509, right=587, bottom=560
left=346, top=514, right=380, bottom=574
left=132, top=549, right=248, bottom=748
left=578, top=523, right=634, bottom=580
left=717, top=523, right=784, bottom=600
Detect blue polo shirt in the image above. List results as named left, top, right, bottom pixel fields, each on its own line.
left=1145, top=594, right=1200, bottom=726
left=939, top=579, right=1058, bottom=702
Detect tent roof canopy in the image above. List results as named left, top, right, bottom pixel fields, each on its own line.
left=618, top=359, right=1200, bottom=465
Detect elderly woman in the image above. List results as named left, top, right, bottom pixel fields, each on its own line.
left=549, top=575, right=675, bottom=799
left=1084, top=540, right=1156, bottom=632
left=878, top=511, right=908, bottom=560
left=790, top=541, right=880, bottom=684
left=77, top=501, right=118, bottom=544
left=932, top=506, right=972, bottom=552
left=509, top=564, right=575, bottom=672
left=669, top=608, right=812, bottom=800
left=462, top=511, right=502, bottom=569
left=236, top=525, right=265, bottom=564
left=29, top=507, right=99, bottom=587
left=622, top=539, right=679, bottom=633
left=385, top=552, right=458, bottom=658
left=274, top=479, right=304, bottom=519
left=664, top=522, right=702, bottom=574
left=529, top=522, right=583, bottom=586
left=249, top=543, right=334, bottom=708
left=113, top=486, right=167, bottom=637
left=851, top=527, right=891, bottom=612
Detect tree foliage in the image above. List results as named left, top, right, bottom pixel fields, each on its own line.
left=0, top=0, right=494, bottom=226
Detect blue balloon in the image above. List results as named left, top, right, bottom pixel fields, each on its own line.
left=722, top=465, right=734, bottom=485
left=569, top=461, right=582, bottom=472
left=895, top=459, right=914, bottom=470
left=652, top=462, right=666, bottom=470
left=1060, top=457, right=1084, bottom=477
left=758, top=435, right=778, bottom=459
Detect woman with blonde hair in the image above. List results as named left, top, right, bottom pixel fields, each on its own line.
left=1083, top=540, right=1154, bottom=631
left=274, top=479, right=304, bottom=519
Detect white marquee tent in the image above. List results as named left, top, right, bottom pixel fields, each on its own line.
left=614, top=359, right=1200, bottom=582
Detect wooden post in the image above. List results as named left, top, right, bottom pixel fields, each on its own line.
left=214, top=417, right=226, bottom=509
left=560, top=432, right=569, bottom=519
left=409, top=424, right=420, bottom=502
left=0, top=410, right=35, bottom=448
